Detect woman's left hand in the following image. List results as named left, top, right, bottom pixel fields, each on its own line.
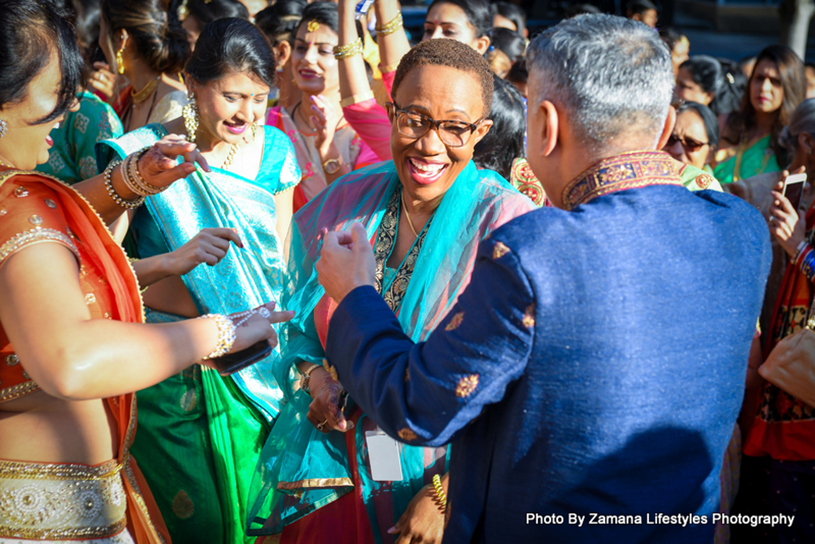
left=388, top=482, right=446, bottom=544
left=310, top=94, right=341, bottom=156
left=769, top=176, right=806, bottom=257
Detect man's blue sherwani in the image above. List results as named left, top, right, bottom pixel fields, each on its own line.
left=324, top=152, right=772, bottom=543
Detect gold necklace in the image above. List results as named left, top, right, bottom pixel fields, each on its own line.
left=131, top=76, right=161, bottom=104
left=220, top=143, right=240, bottom=169
left=400, top=191, right=420, bottom=237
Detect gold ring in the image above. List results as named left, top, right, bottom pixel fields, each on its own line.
left=316, top=419, right=328, bottom=431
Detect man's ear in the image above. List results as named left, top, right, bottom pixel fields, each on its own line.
left=536, top=100, right=559, bottom=157
left=656, top=106, right=677, bottom=151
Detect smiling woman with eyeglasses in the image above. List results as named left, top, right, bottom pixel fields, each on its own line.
left=246, top=38, right=535, bottom=544
left=663, top=101, right=720, bottom=172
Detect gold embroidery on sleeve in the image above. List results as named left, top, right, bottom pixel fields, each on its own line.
left=0, top=227, right=79, bottom=266
left=398, top=428, right=418, bottom=441
left=445, top=312, right=464, bottom=331
left=455, top=374, right=480, bottom=398
left=492, top=241, right=510, bottom=259
left=522, top=304, right=536, bottom=328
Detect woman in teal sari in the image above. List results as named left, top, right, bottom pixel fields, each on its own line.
left=247, top=39, right=534, bottom=544
left=97, top=18, right=299, bottom=544
left=713, top=45, right=805, bottom=184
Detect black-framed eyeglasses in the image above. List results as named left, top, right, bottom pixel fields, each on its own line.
left=667, top=133, right=710, bottom=152
left=388, top=102, right=483, bottom=148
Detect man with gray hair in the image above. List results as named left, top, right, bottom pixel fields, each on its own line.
left=313, top=14, right=771, bottom=542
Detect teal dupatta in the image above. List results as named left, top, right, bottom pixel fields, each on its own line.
left=96, top=123, right=300, bottom=544
left=247, top=160, right=535, bottom=539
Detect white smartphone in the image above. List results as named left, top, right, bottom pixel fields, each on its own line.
left=783, top=172, right=807, bottom=212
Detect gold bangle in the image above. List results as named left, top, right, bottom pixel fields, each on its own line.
left=131, top=146, right=166, bottom=195
left=300, top=363, right=321, bottom=395
left=431, top=474, right=447, bottom=509
left=333, top=38, right=363, bottom=60
left=375, top=12, right=403, bottom=36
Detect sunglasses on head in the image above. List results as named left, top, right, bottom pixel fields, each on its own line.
left=667, top=134, right=709, bottom=152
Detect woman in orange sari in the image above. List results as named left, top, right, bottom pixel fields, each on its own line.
left=0, top=2, right=289, bottom=542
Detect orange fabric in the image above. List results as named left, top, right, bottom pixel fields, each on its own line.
left=0, top=169, right=171, bottom=544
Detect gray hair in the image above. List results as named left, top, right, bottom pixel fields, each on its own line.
left=526, top=14, right=674, bottom=150
left=779, top=98, right=815, bottom=150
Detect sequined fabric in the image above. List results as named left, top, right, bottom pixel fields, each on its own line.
left=0, top=458, right=127, bottom=540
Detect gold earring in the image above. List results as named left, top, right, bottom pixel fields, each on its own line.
left=182, top=95, right=199, bottom=143
left=116, top=43, right=126, bottom=75
left=0, top=119, right=7, bottom=139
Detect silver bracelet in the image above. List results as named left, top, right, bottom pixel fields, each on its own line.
left=199, top=313, right=236, bottom=359
left=104, top=159, right=144, bottom=209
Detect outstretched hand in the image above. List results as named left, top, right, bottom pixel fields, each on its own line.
left=137, top=134, right=211, bottom=191
left=164, top=228, right=243, bottom=276
left=200, top=302, right=295, bottom=370
left=316, top=223, right=376, bottom=303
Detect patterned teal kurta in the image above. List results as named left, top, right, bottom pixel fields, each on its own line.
left=37, top=91, right=122, bottom=184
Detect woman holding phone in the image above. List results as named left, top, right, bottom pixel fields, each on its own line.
left=734, top=98, right=815, bottom=543
left=726, top=99, right=815, bottom=331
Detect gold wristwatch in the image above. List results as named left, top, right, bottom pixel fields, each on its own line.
left=322, top=158, right=342, bottom=175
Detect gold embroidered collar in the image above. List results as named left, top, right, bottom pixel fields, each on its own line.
left=561, top=150, right=683, bottom=211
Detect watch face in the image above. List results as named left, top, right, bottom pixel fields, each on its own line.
left=324, top=159, right=341, bottom=175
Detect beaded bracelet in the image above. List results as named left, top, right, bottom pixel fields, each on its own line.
left=375, top=12, right=403, bottom=35
left=333, top=38, right=363, bottom=60
left=431, top=474, right=447, bottom=510
left=199, top=313, right=236, bottom=360
left=104, top=159, right=145, bottom=209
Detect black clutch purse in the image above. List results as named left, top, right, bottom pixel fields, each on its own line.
left=208, top=341, right=272, bottom=376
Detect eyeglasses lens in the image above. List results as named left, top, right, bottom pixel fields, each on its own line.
left=396, top=112, right=470, bottom=147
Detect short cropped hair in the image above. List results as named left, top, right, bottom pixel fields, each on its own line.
left=392, top=39, right=494, bottom=117
left=526, top=14, right=673, bottom=150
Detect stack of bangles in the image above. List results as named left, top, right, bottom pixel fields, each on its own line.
left=198, top=313, right=236, bottom=360
left=794, top=240, right=815, bottom=283
left=333, top=38, right=363, bottom=60
left=104, top=146, right=169, bottom=209
left=375, top=12, right=403, bottom=36
left=431, top=474, right=447, bottom=511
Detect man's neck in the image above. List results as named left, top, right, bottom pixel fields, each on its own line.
left=547, top=141, right=661, bottom=209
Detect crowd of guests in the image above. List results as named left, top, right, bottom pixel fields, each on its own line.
left=0, top=0, right=814, bottom=543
